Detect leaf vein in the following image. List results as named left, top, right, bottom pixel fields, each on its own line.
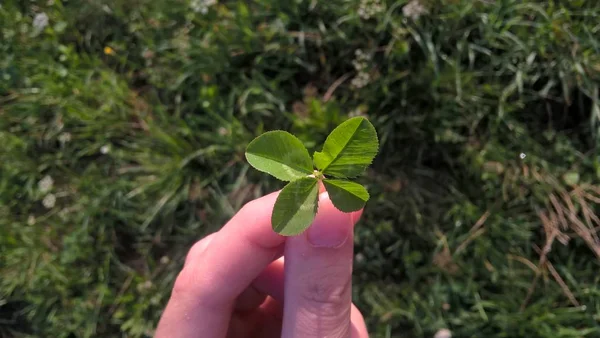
left=320, top=119, right=364, bottom=172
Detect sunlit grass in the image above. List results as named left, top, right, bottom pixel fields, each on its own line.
left=1, top=0, right=599, bottom=337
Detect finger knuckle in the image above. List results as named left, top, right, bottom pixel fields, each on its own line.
left=172, top=268, right=198, bottom=295
left=172, top=268, right=225, bottom=309
left=185, top=240, right=208, bottom=266
left=300, top=270, right=351, bottom=314
left=183, top=233, right=217, bottom=268
left=295, top=271, right=352, bottom=337
left=240, top=199, right=260, bottom=214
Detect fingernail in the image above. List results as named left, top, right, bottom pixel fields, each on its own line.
left=307, top=194, right=353, bottom=248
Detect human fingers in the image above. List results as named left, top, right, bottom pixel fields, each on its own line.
left=281, top=192, right=361, bottom=338
left=235, top=257, right=285, bottom=311
left=245, top=255, right=368, bottom=337
left=155, top=192, right=285, bottom=338
left=250, top=257, right=285, bottom=301
left=351, top=304, right=369, bottom=338
left=183, top=233, right=216, bottom=267
left=227, top=296, right=283, bottom=338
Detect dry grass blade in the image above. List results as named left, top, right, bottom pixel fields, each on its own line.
left=546, top=260, right=580, bottom=307
left=454, top=210, right=490, bottom=254
left=521, top=210, right=558, bottom=311
left=454, top=228, right=486, bottom=255
left=323, top=73, right=351, bottom=102
left=507, top=254, right=539, bottom=273
left=533, top=245, right=580, bottom=307
left=549, top=193, right=568, bottom=230
left=560, top=190, right=600, bottom=259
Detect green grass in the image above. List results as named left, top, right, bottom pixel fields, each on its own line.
left=1, top=0, right=600, bottom=337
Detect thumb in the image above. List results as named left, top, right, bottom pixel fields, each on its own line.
left=281, top=192, right=361, bottom=338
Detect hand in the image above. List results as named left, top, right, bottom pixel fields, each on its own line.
left=155, top=190, right=369, bottom=338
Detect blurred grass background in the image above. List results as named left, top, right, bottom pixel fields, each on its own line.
left=1, top=0, right=600, bottom=337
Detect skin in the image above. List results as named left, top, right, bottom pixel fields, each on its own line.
left=155, top=189, right=369, bottom=338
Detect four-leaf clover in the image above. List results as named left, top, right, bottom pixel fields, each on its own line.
left=245, top=117, right=379, bottom=236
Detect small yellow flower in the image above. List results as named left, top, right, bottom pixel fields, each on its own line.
left=104, top=46, right=115, bottom=55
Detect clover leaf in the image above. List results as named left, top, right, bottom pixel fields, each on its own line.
left=245, top=117, right=379, bottom=236
left=322, top=179, right=369, bottom=213
left=245, top=131, right=313, bottom=181
left=313, top=116, right=378, bottom=178
left=272, top=177, right=320, bottom=236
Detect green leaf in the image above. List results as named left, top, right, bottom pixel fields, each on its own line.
left=246, top=131, right=313, bottom=181
left=563, top=172, right=580, bottom=186
left=313, top=117, right=378, bottom=178
left=323, top=179, right=369, bottom=212
left=272, top=177, right=319, bottom=236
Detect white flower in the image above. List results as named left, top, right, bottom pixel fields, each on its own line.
left=190, top=0, right=217, bottom=14
left=351, top=49, right=373, bottom=88
left=58, top=132, right=72, bottom=144
left=403, top=0, right=428, bottom=20
left=58, top=208, right=70, bottom=220
left=352, top=49, right=372, bottom=71
left=33, top=13, right=49, bottom=31
left=38, top=175, right=54, bottom=193
left=42, top=194, right=56, bottom=209
left=137, top=280, right=153, bottom=292
left=27, top=215, right=36, bottom=225
left=520, top=153, right=526, bottom=159
left=25, top=116, right=36, bottom=125
left=358, top=0, right=385, bottom=20
left=351, top=71, right=371, bottom=89
left=434, top=329, right=452, bottom=338
left=218, top=127, right=229, bottom=136
left=100, top=144, right=111, bottom=154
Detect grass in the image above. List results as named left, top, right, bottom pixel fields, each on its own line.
left=1, top=0, right=600, bottom=337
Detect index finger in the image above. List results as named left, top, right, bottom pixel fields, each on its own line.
left=156, top=192, right=285, bottom=337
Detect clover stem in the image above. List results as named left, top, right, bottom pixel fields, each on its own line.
left=313, top=170, right=324, bottom=181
